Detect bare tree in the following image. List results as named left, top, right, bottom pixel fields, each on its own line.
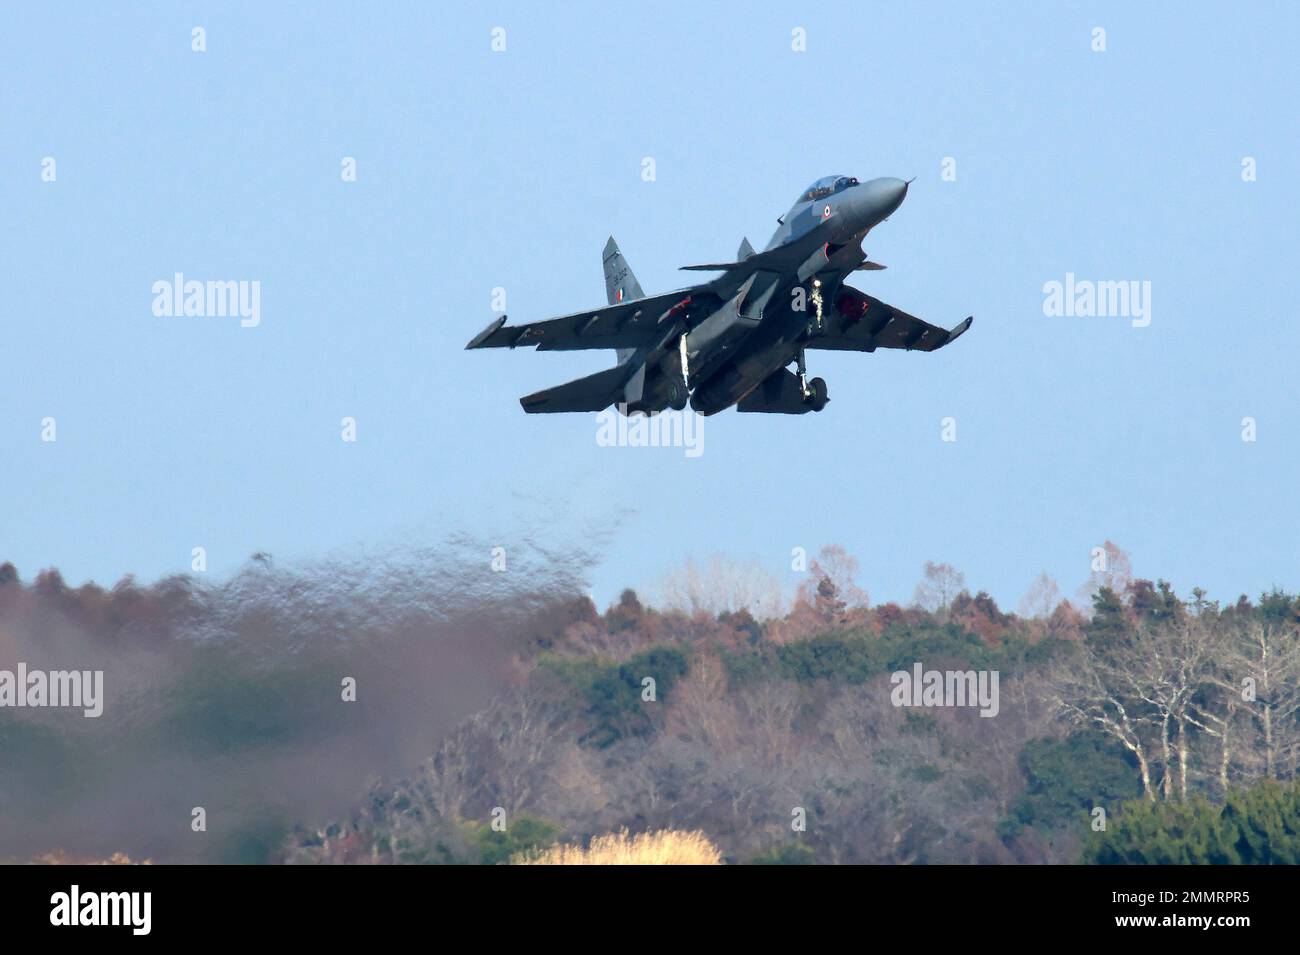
left=1018, top=571, right=1062, bottom=620
left=1141, top=619, right=1224, bottom=800
left=1075, top=540, right=1133, bottom=612
left=1231, top=620, right=1300, bottom=780
left=1049, top=614, right=1229, bottom=801
left=912, top=560, right=966, bottom=613
left=1048, top=645, right=1157, bottom=799
left=654, top=554, right=786, bottom=620
left=1185, top=671, right=1243, bottom=797
left=796, top=544, right=869, bottom=610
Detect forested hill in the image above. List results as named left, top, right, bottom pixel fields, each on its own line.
left=2, top=551, right=1297, bottom=864
left=285, top=566, right=1300, bottom=864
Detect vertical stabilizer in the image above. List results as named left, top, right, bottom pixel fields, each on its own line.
left=603, top=236, right=645, bottom=305
left=603, top=236, right=645, bottom=365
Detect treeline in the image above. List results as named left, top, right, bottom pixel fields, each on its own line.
left=3, top=552, right=1298, bottom=864
left=286, top=563, right=1300, bottom=865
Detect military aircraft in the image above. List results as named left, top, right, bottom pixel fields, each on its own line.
left=466, top=175, right=972, bottom=416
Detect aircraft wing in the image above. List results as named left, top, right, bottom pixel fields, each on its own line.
left=807, top=285, right=972, bottom=353
left=465, top=288, right=697, bottom=352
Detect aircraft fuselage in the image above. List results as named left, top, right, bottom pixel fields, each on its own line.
left=688, top=177, right=909, bottom=415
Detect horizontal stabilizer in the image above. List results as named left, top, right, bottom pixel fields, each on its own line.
left=680, top=239, right=807, bottom=278
left=519, top=363, right=629, bottom=414
left=680, top=262, right=743, bottom=272
left=467, top=315, right=508, bottom=349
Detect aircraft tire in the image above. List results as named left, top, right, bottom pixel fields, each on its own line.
left=807, top=377, right=828, bottom=412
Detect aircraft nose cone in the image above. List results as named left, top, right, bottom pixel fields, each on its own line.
left=877, top=177, right=908, bottom=214
left=849, top=177, right=908, bottom=228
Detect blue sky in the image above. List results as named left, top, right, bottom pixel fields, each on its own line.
left=2, top=2, right=1298, bottom=611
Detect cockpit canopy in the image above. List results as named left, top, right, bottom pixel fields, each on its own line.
left=797, top=175, right=859, bottom=204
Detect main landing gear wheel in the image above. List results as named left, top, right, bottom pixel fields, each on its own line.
left=666, top=379, right=689, bottom=411
left=806, top=376, right=828, bottom=412
left=794, top=349, right=828, bottom=412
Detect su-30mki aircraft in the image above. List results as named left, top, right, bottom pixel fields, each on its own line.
left=466, top=175, right=973, bottom=416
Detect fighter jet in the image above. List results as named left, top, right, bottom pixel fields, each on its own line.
left=466, top=175, right=972, bottom=416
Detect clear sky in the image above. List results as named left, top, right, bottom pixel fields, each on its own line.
left=2, top=2, right=1298, bottom=612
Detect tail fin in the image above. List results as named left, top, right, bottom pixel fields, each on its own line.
left=604, top=236, right=645, bottom=365
left=603, top=236, right=645, bottom=306
left=737, top=237, right=755, bottom=260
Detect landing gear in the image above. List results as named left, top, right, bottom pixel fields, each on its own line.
left=794, top=349, right=829, bottom=412
left=665, top=378, right=689, bottom=411
left=806, top=377, right=828, bottom=412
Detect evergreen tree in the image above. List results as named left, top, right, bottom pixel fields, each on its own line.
left=1083, top=778, right=1300, bottom=864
